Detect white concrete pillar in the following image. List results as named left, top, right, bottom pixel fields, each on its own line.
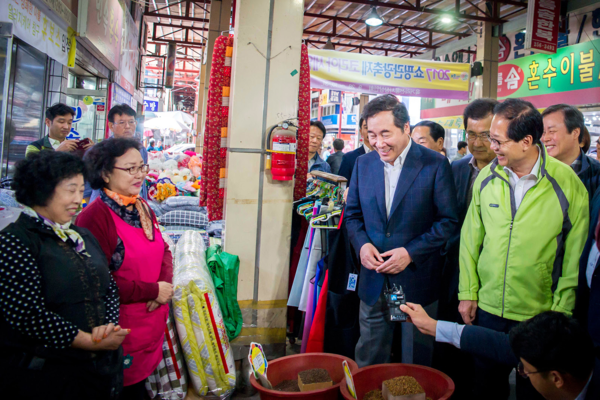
left=224, top=0, right=304, bottom=356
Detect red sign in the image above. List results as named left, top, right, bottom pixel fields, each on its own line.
left=97, top=104, right=105, bottom=112
left=497, top=64, right=524, bottom=97
left=524, top=0, right=561, bottom=54
left=498, top=36, right=511, bottom=62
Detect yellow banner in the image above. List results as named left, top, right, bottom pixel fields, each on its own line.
left=67, top=27, right=77, bottom=68
left=308, top=49, right=471, bottom=100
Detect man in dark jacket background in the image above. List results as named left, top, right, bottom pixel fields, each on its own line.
left=338, top=117, right=375, bottom=182
left=326, top=138, right=345, bottom=175
left=542, top=104, right=600, bottom=204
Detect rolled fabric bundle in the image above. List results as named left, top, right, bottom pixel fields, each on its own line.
left=172, top=231, right=236, bottom=397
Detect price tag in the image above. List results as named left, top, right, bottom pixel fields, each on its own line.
left=343, top=360, right=357, bottom=399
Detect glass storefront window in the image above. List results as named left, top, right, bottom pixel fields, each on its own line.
left=1, top=40, right=47, bottom=178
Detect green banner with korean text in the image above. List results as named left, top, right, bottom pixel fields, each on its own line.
left=498, top=39, right=600, bottom=106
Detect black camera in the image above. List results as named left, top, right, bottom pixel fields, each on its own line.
left=384, top=284, right=407, bottom=322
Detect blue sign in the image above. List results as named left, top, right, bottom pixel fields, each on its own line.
left=321, top=114, right=338, bottom=127
left=144, top=99, right=159, bottom=112
left=346, top=114, right=357, bottom=126
left=67, top=106, right=83, bottom=139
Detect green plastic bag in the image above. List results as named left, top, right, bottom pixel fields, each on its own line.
left=206, top=245, right=243, bottom=340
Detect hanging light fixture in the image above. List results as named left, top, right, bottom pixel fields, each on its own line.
left=365, top=7, right=384, bottom=27
left=324, top=38, right=335, bottom=50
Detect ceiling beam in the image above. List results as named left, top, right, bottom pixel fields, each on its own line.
left=304, top=39, right=422, bottom=56
left=303, top=12, right=469, bottom=37
left=154, top=22, right=208, bottom=31
left=485, top=0, right=527, bottom=7
left=334, top=0, right=506, bottom=23
left=147, top=41, right=204, bottom=48
left=303, top=30, right=437, bottom=49
left=144, top=12, right=209, bottom=23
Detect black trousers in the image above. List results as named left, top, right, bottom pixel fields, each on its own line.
left=472, top=309, right=545, bottom=400
left=0, top=352, right=122, bottom=400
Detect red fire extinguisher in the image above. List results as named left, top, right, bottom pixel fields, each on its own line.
left=266, top=121, right=297, bottom=181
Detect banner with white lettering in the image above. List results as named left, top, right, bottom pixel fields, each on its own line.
left=525, top=0, right=561, bottom=54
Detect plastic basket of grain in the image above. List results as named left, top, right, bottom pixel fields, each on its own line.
left=340, top=364, right=454, bottom=400
left=250, top=353, right=359, bottom=400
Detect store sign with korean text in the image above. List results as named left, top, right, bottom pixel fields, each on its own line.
left=77, top=0, right=123, bottom=70
left=498, top=38, right=600, bottom=102
left=2, top=0, right=76, bottom=66
left=114, top=11, right=139, bottom=94
left=308, top=49, right=471, bottom=100
left=525, top=0, right=560, bottom=54
left=144, top=99, right=158, bottom=112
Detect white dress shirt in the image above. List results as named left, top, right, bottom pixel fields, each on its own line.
left=382, top=139, right=412, bottom=217
left=49, top=137, right=61, bottom=150
left=363, top=144, right=372, bottom=154
left=503, top=147, right=541, bottom=210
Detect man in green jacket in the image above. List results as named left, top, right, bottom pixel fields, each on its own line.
left=458, top=99, right=589, bottom=400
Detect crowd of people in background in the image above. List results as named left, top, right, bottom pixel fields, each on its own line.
left=4, top=93, right=600, bottom=400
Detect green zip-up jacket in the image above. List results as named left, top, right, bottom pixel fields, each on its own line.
left=458, top=145, right=589, bottom=321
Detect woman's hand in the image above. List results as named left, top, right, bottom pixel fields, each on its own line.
left=95, top=326, right=130, bottom=351
left=146, top=300, right=162, bottom=312
left=72, top=326, right=130, bottom=351
left=156, top=281, right=174, bottom=304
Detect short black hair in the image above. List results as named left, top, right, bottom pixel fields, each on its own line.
left=414, top=120, right=445, bottom=142
left=542, top=104, right=585, bottom=144
left=45, top=103, right=75, bottom=122
left=494, top=99, right=543, bottom=144
left=333, top=138, right=344, bottom=151
left=361, top=94, right=409, bottom=130
left=108, top=104, right=137, bottom=124
left=510, top=311, right=594, bottom=382
left=457, top=141, right=468, bottom=151
left=310, top=120, right=326, bottom=139
left=14, top=151, right=84, bottom=207
left=84, top=138, right=142, bottom=190
left=581, top=125, right=591, bottom=153
left=463, top=98, right=498, bottom=130
left=359, top=117, right=366, bottom=128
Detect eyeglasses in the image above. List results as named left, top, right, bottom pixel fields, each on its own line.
left=114, top=164, right=150, bottom=175
left=467, top=133, right=491, bottom=143
left=490, top=137, right=513, bottom=147
left=114, top=120, right=137, bottom=127
left=517, top=361, right=548, bottom=379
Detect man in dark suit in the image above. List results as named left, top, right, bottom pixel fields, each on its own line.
left=402, top=303, right=600, bottom=400
left=326, top=138, right=345, bottom=175
left=542, top=104, right=600, bottom=205
left=345, top=94, right=459, bottom=367
left=338, top=117, right=375, bottom=182
left=576, top=188, right=600, bottom=348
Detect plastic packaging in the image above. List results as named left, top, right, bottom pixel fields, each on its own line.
left=172, top=231, right=236, bottom=398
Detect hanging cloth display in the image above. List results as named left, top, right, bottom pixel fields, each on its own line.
left=205, top=244, right=243, bottom=340
left=306, top=270, right=329, bottom=353
left=294, top=44, right=310, bottom=201
left=200, top=35, right=231, bottom=221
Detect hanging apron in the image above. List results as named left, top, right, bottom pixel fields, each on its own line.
left=109, top=208, right=169, bottom=386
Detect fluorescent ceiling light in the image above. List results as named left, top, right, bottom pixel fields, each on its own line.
left=365, top=7, right=383, bottom=27
left=441, top=16, right=453, bottom=24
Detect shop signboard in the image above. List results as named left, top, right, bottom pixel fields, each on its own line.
left=115, top=11, right=138, bottom=95
left=77, top=0, right=123, bottom=70
left=328, top=90, right=341, bottom=104
left=309, top=48, right=471, bottom=100
left=524, top=0, right=561, bottom=54
left=321, top=114, right=338, bottom=128
left=2, top=0, right=76, bottom=66
left=498, top=38, right=600, bottom=107
left=144, top=99, right=158, bottom=112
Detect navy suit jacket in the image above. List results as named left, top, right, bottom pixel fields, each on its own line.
left=576, top=188, right=600, bottom=347
left=579, top=150, right=600, bottom=206
left=338, top=145, right=366, bottom=182
left=345, top=142, right=459, bottom=307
